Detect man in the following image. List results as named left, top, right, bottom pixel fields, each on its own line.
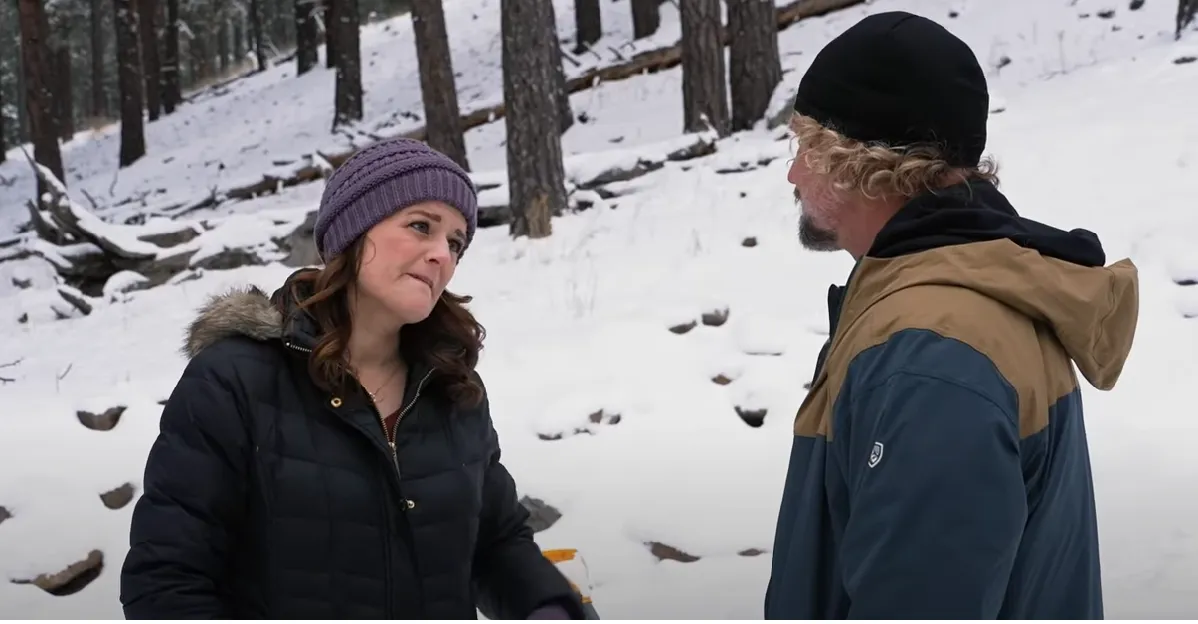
left=765, top=11, right=1140, bottom=619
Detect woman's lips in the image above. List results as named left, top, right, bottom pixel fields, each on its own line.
left=405, top=273, right=433, bottom=289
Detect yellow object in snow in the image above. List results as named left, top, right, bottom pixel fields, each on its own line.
left=541, top=548, right=600, bottom=618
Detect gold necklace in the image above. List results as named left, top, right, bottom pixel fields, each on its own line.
left=363, top=362, right=404, bottom=402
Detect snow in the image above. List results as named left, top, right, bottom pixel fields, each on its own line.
left=2, top=0, right=1198, bottom=619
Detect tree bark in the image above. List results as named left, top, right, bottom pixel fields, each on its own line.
left=138, top=0, right=162, bottom=120
left=17, top=0, right=65, bottom=186
left=324, top=0, right=337, bottom=68
left=250, top=0, right=268, bottom=70
left=191, top=24, right=214, bottom=83
left=1179, top=0, right=1198, bottom=39
left=90, top=0, right=107, bottom=118
left=295, top=0, right=319, bottom=75
left=54, top=46, right=75, bottom=140
left=501, top=0, right=567, bottom=239
left=332, top=0, right=363, bottom=127
left=679, top=0, right=728, bottom=136
left=0, top=75, right=6, bottom=163
left=572, top=0, right=600, bottom=52
left=233, top=16, right=245, bottom=66
left=161, top=0, right=181, bottom=112
left=16, top=53, right=30, bottom=142
left=727, top=0, right=781, bottom=131
left=630, top=0, right=659, bottom=40
left=218, top=18, right=231, bottom=73
left=545, top=0, right=572, bottom=133
left=270, top=0, right=291, bottom=48
left=114, top=0, right=147, bottom=166
left=411, top=0, right=469, bottom=169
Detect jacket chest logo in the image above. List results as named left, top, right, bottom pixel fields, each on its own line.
left=868, top=441, right=884, bottom=468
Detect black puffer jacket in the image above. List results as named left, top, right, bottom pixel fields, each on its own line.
left=119, top=279, right=582, bottom=619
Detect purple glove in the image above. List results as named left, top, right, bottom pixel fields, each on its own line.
left=526, top=603, right=573, bottom=619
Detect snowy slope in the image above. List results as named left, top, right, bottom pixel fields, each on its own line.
left=3, top=0, right=1198, bottom=618
left=0, top=0, right=687, bottom=234
left=0, top=0, right=1182, bottom=232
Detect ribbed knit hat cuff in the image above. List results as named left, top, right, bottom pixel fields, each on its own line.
left=318, top=166, right=478, bottom=260
left=793, top=94, right=982, bottom=168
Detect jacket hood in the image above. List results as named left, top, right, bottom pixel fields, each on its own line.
left=183, top=286, right=286, bottom=359
left=182, top=269, right=319, bottom=359
left=844, top=181, right=1139, bottom=391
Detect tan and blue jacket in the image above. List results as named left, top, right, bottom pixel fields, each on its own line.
left=765, top=180, right=1139, bottom=619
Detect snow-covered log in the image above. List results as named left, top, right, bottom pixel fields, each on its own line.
left=476, top=132, right=719, bottom=226
left=8, top=164, right=316, bottom=308
left=151, top=0, right=862, bottom=215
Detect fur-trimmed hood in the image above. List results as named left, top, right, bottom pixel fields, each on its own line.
left=182, top=286, right=290, bottom=359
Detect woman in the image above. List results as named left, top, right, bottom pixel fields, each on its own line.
left=119, top=138, right=583, bottom=620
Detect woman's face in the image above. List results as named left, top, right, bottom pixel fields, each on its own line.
left=354, top=201, right=468, bottom=326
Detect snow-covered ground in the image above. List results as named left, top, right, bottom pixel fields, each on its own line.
left=2, top=0, right=1198, bottom=618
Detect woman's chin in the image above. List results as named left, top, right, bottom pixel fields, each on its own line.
left=386, top=298, right=435, bottom=326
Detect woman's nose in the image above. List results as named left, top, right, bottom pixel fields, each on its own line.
left=424, top=239, right=452, bottom=264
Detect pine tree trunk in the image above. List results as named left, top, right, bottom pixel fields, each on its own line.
left=17, top=0, right=65, bottom=186
left=572, top=0, right=600, bottom=52
left=218, top=19, right=231, bottom=73
left=411, top=0, right=468, bottom=169
left=16, top=55, right=30, bottom=143
left=90, top=0, right=107, bottom=118
left=271, top=0, right=291, bottom=49
left=233, top=17, right=245, bottom=65
left=0, top=85, right=5, bottom=163
left=0, top=86, right=5, bottom=163
left=545, top=0, right=572, bottom=133
left=250, top=0, right=268, bottom=70
left=1179, top=0, right=1198, bottom=38
left=630, top=0, right=659, bottom=40
left=54, top=46, right=75, bottom=140
left=324, top=0, right=337, bottom=68
left=501, top=0, right=567, bottom=239
left=727, top=0, right=781, bottom=131
left=295, top=0, right=319, bottom=75
left=679, top=0, right=728, bottom=136
left=161, top=0, right=180, bottom=112
left=332, top=0, right=363, bottom=127
left=114, top=0, right=147, bottom=166
left=138, top=0, right=162, bottom=120
left=192, top=26, right=214, bottom=82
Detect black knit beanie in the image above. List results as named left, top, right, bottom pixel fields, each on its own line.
left=792, top=11, right=989, bottom=167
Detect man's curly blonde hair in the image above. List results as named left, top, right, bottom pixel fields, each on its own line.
left=789, top=113, right=1000, bottom=201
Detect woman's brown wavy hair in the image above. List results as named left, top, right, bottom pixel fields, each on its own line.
left=281, top=236, right=486, bottom=408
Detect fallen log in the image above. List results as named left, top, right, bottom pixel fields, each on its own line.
left=320, top=0, right=865, bottom=168
left=134, top=0, right=863, bottom=216
left=5, top=132, right=725, bottom=322
left=475, top=131, right=719, bottom=227
left=556, top=0, right=868, bottom=95
left=12, top=164, right=308, bottom=310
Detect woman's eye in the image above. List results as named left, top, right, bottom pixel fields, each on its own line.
left=448, top=239, right=463, bottom=255
left=408, top=220, right=430, bottom=234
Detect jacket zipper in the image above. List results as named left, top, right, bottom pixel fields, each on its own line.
left=284, top=341, right=312, bottom=354
left=286, top=339, right=423, bottom=618
left=384, top=369, right=434, bottom=482
left=286, top=340, right=431, bottom=485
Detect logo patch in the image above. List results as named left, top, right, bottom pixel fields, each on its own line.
left=868, top=442, right=884, bottom=468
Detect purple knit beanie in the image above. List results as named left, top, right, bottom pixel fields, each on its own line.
left=314, top=137, right=478, bottom=261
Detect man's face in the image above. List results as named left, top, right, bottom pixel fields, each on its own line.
left=788, top=149, right=842, bottom=252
